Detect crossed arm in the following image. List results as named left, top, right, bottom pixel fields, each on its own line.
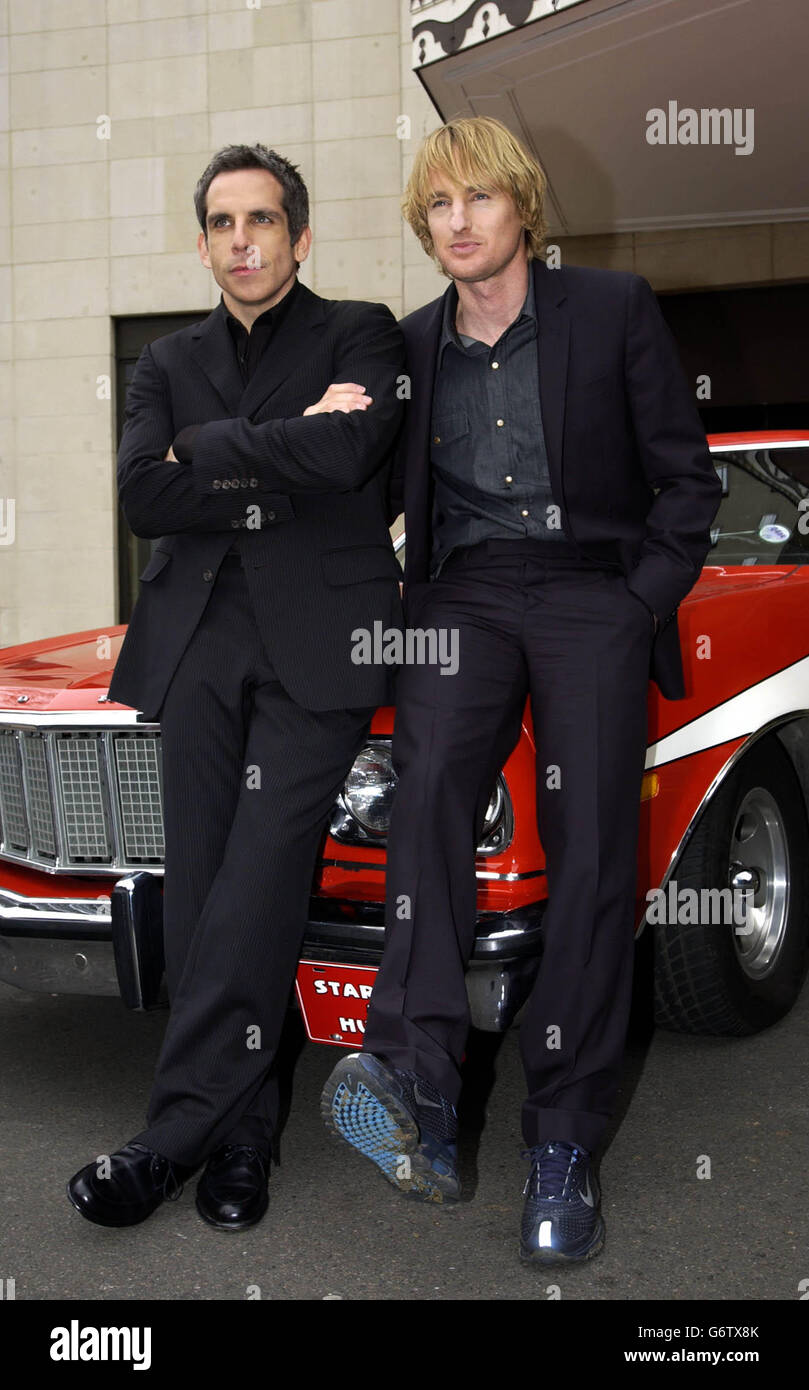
left=163, top=381, right=372, bottom=465
left=117, top=304, right=405, bottom=539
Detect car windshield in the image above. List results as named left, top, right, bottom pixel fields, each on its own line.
left=708, top=444, right=809, bottom=566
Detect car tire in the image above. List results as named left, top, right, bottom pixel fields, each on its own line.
left=653, top=736, right=809, bottom=1035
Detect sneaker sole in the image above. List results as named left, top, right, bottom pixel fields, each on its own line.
left=321, top=1054, right=459, bottom=1204
left=519, top=1214, right=606, bottom=1265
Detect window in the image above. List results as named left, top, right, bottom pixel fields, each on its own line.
left=707, top=446, right=809, bottom=565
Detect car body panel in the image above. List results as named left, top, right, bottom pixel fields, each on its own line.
left=2, top=431, right=809, bottom=1036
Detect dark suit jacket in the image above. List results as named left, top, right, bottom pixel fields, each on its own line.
left=389, top=259, right=723, bottom=700
left=108, top=283, right=406, bottom=720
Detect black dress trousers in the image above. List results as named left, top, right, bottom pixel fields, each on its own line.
left=130, top=550, right=375, bottom=1166
left=362, top=542, right=653, bottom=1154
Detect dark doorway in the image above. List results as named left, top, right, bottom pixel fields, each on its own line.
left=114, top=314, right=209, bottom=622
left=658, top=282, right=809, bottom=435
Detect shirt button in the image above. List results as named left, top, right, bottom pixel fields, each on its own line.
left=491, top=361, right=500, bottom=370
left=496, top=418, right=504, bottom=427
left=221, top=479, right=230, bottom=489
left=505, top=475, right=513, bottom=484
left=521, top=509, right=529, bottom=518
left=212, top=479, right=221, bottom=490
left=249, top=478, right=258, bottom=488
left=202, top=569, right=213, bottom=582
left=240, top=478, right=248, bottom=488
left=433, top=435, right=441, bottom=444
left=230, top=478, right=240, bottom=489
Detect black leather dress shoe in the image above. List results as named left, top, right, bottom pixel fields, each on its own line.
left=195, top=1145, right=270, bottom=1231
left=66, top=1142, right=195, bottom=1228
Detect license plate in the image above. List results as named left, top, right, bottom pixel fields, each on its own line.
left=295, top=960, right=378, bottom=1047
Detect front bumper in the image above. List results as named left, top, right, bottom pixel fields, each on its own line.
left=0, top=874, right=546, bottom=1033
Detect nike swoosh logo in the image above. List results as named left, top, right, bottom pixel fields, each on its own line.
left=579, top=1172, right=595, bottom=1207
left=413, top=1081, right=442, bottom=1109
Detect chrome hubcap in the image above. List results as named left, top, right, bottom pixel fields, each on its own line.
left=728, top=788, right=789, bottom=979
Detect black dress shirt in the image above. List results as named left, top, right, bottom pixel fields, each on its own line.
left=225, top=274, right=301, bottom=385
left=172, top=276, right=301, bottom=463
left=429, top=273, right=568, bottom=577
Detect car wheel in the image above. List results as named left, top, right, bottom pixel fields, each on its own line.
left=653, top=736, right=809, bottom=1034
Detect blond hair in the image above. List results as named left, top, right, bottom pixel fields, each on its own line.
left=402, top=116, right=548, bottom=272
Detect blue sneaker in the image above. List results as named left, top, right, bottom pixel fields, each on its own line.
left=519, top=1140, right=605, bottom=1263
left=321, top=1052, right=460, bottom=1203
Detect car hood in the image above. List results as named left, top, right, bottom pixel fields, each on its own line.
left=0, top=628, right=127, bottom=713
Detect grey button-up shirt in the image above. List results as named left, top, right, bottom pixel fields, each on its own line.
left=429, top=273, right=568, bottom=577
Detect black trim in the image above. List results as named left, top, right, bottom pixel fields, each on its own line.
left=0, top=921, right=111, bottom=941
left=302, top=899, right=546, bottom=963
left=317, top=857, right=545, bottom=880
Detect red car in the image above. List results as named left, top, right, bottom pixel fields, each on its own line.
left=1, top=431, right=808, bottom=1046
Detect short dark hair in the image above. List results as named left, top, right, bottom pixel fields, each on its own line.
left=193, top=143, right=310, bottom=252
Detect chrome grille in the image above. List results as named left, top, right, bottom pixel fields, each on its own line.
left=0, top=730, right=28, bottom=851
left=113, top=733, right=164, bottom=861
left=19, top=733, right=56, bottom=859
left=55, top=734, right=112, bottom=862
left=0, top=723, right=163, bottom=874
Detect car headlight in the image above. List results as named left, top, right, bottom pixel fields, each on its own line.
left=476, top=776, right=513, bottom=854
left=341, top=743, right=398, bottom=836
left=329, top=742, right=513, bottom=854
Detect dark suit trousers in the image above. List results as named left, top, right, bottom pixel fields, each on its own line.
left=362, top=543, right=652, bottom=1154
left=131, top=552, right=375, bottom=1166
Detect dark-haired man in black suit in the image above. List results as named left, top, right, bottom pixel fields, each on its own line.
left=67, top=144, right=405, bottom=1231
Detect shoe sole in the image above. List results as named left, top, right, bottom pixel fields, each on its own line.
left=321, top=1054, right=459, bottom=1204
left=519, top=1215, right=606, bottom=1265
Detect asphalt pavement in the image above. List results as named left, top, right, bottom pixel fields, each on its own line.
left=1, top=934, right=807, bottom=1303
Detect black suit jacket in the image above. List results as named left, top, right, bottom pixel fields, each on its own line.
left=108, top=283, right=406, bottom=720
left=390, top=259, right=723, bottom=700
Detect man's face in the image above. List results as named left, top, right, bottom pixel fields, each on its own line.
left=425, top=169, right=527, bottom=283
left=198, top=167, right=311, bottom=321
